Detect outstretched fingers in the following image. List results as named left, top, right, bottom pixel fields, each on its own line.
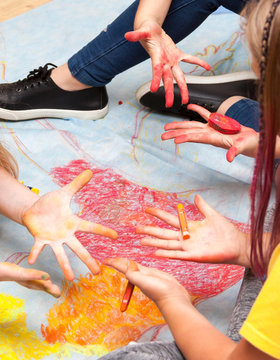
left=172, top=65, right=188, bottom=104
left=182, top=54, right=211, bottom=71
left=162, top=65, right=174, bottom=107
left=141, top=237, right=183, bottom=250
left=164, top=120, right=205, bottom=131
left=66, top=238, right=100, bottom=275
left=78, top=219, right=118, bottom=239
left=50, top=243, right=75, bottom=281
left=145, top=207, right=180, bottom=228
left=28, top=241, right=46, bottom=265
left=17, top=278, right=61, bottom=298
left=63, top=169, right=93, bottom=197
left=136, top=224, right=179, bottom=240
left=174, top=131, right=217, bottom=145
left=187, top=104, right=211, bottom=121
left=194, top=194, right=218, bottom=219
left=151, top=62, right=163, bottom=93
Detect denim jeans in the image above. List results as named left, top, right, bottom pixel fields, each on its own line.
left=68, top=0, right=247, bottom=87
left=226, top=98, right=260, bottom=131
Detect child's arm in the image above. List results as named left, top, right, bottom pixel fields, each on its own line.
left=124, top=1, right=210, bottom=107
left=0, top=167, right=118, bottom=281
left=104, top=258, right=273, bottom=360
left=0, top=167, right=39, bottom=224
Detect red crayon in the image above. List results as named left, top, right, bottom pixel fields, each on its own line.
left=120, top=260, right=138, bottom=312
left=120, top=281, right=135, bottom=312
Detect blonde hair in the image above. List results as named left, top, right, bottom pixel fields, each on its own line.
left=0, top=143, right=18, bottom=178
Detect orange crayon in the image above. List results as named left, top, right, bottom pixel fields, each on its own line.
left=177, top=203, right=190, bottom=240
left=120, top=260, right=138, bottom=312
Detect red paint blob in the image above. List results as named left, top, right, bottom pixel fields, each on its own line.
left=118, top=101, right=123, bottom=105
left=209, top=113, right=241, bottom=134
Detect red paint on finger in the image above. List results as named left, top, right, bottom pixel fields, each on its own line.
left=151, top=64, right=163, bottom=92
left=226, top=146, right=238, bottom=162
left=163, top=69, right=174, bottom=107
left=208, top=113, right=241, bottom=135
left=125, top=31, right=150, bottom=42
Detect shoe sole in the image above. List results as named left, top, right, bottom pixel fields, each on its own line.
left=136, top=71, right=258, bottom=104
left=0, top=104, right=109, bottom=121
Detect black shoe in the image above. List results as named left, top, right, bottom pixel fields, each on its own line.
left=136, top=71, right=258, bottom=121
left=0, top=63, right=108, bottom=121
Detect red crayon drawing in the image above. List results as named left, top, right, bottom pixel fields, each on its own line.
left=50, top=159, right=245, bottom=301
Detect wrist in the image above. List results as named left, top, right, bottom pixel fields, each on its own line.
left=156, top=291, right=192, bottom=315
left=235, top=231, right=251, bottom=267
left=134, top=18, right=162, bottom=31
left=19, top=193, right=39, bottom=225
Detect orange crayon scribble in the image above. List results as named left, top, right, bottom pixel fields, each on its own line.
left=41, top=264, right=164, bottom=352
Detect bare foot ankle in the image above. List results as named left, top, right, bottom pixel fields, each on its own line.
left=50, top=63, right=91, bottom=91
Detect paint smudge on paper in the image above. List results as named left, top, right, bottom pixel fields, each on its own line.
left=42, top=264, right=164, bottom=351
left=0, top=294, right=60, bottom=359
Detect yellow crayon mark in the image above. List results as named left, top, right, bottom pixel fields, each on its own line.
left=1, top=122, right=48, bottom=174
left=0, top=61, right=6, bottom=80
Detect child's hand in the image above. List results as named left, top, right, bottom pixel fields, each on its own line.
left=125, top=21, right=210, bottom=107
left=137, top=194, right=250, bottom=267
left=162, top=104, right=259, bottom=162
left=104, top=257, right=190, bottom=308
left=22, top=170, right=118, bottom=281
left=0, top=262, right=61, bottom=298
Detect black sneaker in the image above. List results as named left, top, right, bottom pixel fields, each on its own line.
left=0, top=63, right=108, bottom=121
left=136, top=71, right=258, bottom=121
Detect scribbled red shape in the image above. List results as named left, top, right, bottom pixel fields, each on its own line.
left=50, top=159, right=245, bottom=302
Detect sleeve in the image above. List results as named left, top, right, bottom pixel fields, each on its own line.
left=239, top=247, right=280, bottom=359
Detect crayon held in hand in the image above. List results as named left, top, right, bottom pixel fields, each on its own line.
left=120, top=281, right=135, bottom=312
left=177, top=203, right=190, bottom=240
left=208, top=113, right=241, bottom=135
left=120, top=260, right=138, bottom=312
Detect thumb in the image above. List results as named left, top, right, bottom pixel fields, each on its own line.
left=194, top=194, right=218, bottom=219
left=125, top=30, right=150, bottom=42
left=187, top=104, right=211, bottom=122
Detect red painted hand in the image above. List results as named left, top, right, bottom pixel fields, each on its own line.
left=162, top=104, right=259, bottom=162
left=125, top=21, right=210, bottom=107
left=136, top=194, right=250, bottom=267
left=0, top=262, right=61, bottom=297
left=22, top=170, right=118, bottom=281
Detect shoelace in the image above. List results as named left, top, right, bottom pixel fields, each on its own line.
left=16, top=63, right=57, bottom=90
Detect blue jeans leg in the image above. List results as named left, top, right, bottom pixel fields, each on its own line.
left=68, top=0, right=247, bottom=87
left=225, top=98, right=260, bottom=132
